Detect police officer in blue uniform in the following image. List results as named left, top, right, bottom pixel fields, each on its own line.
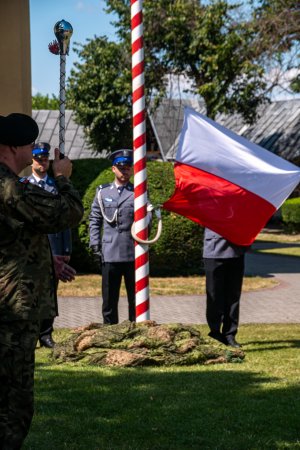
left=89, top=149, right=138, bottom=324
left=203, top=228, right=249, bottom=348
left=27, top=142, right=72, bottom=347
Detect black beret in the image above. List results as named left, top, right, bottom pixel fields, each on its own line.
left=0, top=113, right=39, bottom=146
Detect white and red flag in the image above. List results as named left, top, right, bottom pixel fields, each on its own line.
left=163, top=107, right=300, bottom=246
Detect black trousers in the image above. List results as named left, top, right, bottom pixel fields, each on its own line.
left=39, top=279, right=58, bottom=338
left=39, top=318, right=54, bottom=338
left=204, top=256, right=245, bottom=337
left=101, top=261, right=135, bottom=325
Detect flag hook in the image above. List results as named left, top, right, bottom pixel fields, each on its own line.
left=131, top=205, right=163, bottom=245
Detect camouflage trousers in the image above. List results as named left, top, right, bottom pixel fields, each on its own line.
left=0, top=320, right=39, bottom=450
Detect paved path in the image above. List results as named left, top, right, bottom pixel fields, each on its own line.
left=55, top=243, right=300, bottom=329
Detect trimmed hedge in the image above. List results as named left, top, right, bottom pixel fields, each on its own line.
left=70, top=160, right=204, bottom=276
left=146, top=161, right=204, bottom=275
left=282, top=197, right=300, bottom=232
left=69, top=159, right=111, bottom=273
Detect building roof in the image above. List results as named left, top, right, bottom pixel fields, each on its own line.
left=149, top=98, right=300, bottom=163
left=33, top=99, right=300, bottom=164
left=32, top=109, right=106, bottom=159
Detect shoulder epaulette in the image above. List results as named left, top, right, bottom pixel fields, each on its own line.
left=19, top=177, right=30, bottom=184
left=99, top=183, right=111, bottom=190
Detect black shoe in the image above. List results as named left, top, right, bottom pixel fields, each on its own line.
left=39, top=334, right=55, bottom=348
left=225, top=336, right=242, bottom=348
left=208, top=331, right=227, bottom=345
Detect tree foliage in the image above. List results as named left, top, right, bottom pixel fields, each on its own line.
left=291, top=75, right=300, bottom=93
left=105, top=0, right=267, bottom=121
left=251, top=0, right=300, bottom=54
left=32, top=92, right=59, bottom=110
left=249, top=0, right=300, bottom=93
left=67, top=0, right=299, bottom=152
left=67, top=37, right=133, bottom=151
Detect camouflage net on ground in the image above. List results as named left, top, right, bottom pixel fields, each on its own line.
left=52, top=321, right=245, bottom=367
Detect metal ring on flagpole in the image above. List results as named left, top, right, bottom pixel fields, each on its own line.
left=131, top=208, right=162, bottom=244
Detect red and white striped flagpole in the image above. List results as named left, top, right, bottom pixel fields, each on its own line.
left=131, top=0, right=150, bottom=322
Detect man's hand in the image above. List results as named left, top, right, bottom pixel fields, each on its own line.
left=52, top=148, right=72, bottom=179
left=53, top=255, right=76, bottom=282
left=91, top=245, right=103, bottom=265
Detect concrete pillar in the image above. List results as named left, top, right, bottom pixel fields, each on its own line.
left=0, top=0, right=31, bottom=116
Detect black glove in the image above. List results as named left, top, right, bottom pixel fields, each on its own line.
left=91, top=245, right=103, bottom=265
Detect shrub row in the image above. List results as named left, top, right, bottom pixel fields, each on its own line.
left=70, top=160, right=204, bottom=276
left=281, top=197, right=300, bottom=233
left=68, top=159, right=299, bottom=275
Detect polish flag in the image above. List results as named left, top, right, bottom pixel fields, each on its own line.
left=163, top=107, right=300, bottom=246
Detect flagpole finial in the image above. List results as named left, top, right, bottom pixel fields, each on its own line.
left=54, top=19, right=73, bottom=55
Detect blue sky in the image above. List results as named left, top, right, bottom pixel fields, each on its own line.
left=30, top=0, right=116, bottom=96
left=29, top=0, right=298, bottom=100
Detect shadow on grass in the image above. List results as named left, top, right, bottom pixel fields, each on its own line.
left=24, top=366, right=300, bottom=450
left=242, top=339, right=300, bottom=350
left=253, top=242, right=300, bottom=250
left=245, top=250, right=300, bottom=275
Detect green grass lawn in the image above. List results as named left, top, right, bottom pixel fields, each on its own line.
left=24, top=324, right=300, bottom=450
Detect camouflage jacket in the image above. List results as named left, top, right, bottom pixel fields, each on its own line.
left=0, top=163, right=84, bottom=322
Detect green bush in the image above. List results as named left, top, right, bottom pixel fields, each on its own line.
left=71, top=160, right=204, bottom=275
left=69, top=159, right=111, bottom=272
left=71, top=159, right=111, bottom=197
left=281, top=197, right=300, bottom=233
left=146, top=162, right=204, bottom=276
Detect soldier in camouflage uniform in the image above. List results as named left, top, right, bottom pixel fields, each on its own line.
left=0, top=113, right=84, bottom=449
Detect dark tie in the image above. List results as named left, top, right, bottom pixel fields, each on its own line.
left=38, top=180, right=46, bottom=189
left=118, top=186, right=124, bottom=195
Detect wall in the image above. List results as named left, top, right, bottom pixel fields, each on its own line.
left=0, top=0, right=31, bottom=115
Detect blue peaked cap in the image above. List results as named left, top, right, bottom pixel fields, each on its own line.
left=32, top=142, right=50, bottom=158
left=109, top=149, right=133, bottom=166
left=113, top=156, right=133, bottom=165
